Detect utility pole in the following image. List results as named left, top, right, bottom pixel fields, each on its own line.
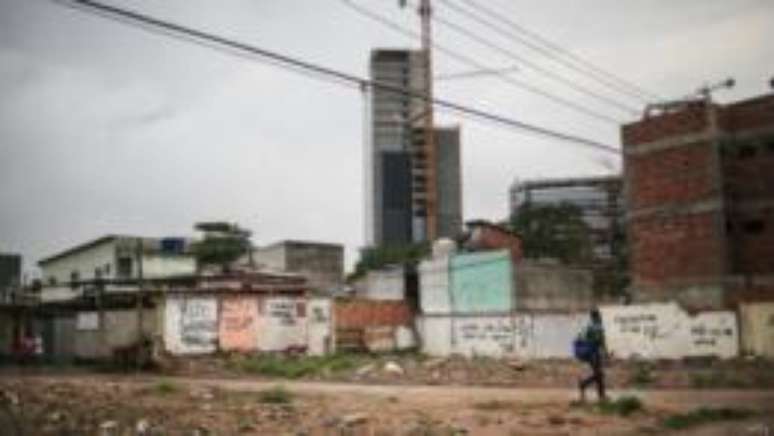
left=135, top=238, right=144, bottom=371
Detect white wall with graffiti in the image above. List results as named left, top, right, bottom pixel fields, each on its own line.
left=162, top=294, right=327, bottom=355
left=419, top=302, right=739, bottom=360
left=600, top=302, right=738, bottom=359
left=164, top=296, right=219, bottom=355
left=419, top=313, right=587, bottom=359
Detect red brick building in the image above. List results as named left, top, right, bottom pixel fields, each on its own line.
left=623, top=93, right=774, bottom=310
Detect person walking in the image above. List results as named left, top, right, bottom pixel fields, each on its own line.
left=575, top=308, right=607, bottom=402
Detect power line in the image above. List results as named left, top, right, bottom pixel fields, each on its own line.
left=52, top=0, right=621, bottom=155
left=406, top=0, right=641, bottom=115
left=341, top=0, right=622, bottom=125
left=446, top=0, right=661, bottom=102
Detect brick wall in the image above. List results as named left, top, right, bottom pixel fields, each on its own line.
left=623, top=93, right=774, bottom=307
left=630, top=212, right=725, bottom=284
left=333, top=299, right=413, bottom=329
left=468, top=224, right=524, bottom=263
left=622, top=101, right=708, bottom=145
left=627, top=142, right=717, bottom=209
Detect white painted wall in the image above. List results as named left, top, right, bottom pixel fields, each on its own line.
left=256, top=297, right=307, bottom=351
left=600, top=303, right=738, bottom=359
left=164, top=296, right=218, bottom=355
left=253, top=245, right=287, bottom=270
left=419, top=257, right=450, bottom=313
left=362, top=268, right=405, bottom=301
left=419, top=313, right=586, bottom=359
left=40, top=239, right=117, bottom=285
left=419, top=302, right=739, bottom=360
left=307, top=298, right=333, bottom=356
left=141, top=254, right=196, bottom=278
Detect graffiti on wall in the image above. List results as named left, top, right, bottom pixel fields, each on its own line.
left=164, top=297, right=218, bottom=355
left=601, top=303, right=738, bottom=359
left=267, top=299, right=299, bottom=327
left=220, top=298, right=258, bottom=352
left=180, top=298, right=218, bottom=348
left=421, top=313, right=587, bottom=359
left=257, top=297, right=307, bottom=352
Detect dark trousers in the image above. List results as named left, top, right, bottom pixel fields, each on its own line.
left=580, top=353, right=606, bottom=400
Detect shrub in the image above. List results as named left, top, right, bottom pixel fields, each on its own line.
left=153, top=380, right=179, bottom=395
left=662, top=407, right=754, bottom=430
left=597, top=396, right=643, bottom=417
left=258, top=386, right=293, bottom=404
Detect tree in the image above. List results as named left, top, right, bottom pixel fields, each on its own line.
left=192, top=222, right=252, bottom=271
left=509, top=202, right=594, bottom=264
left=349, top=242, right=430, bottom=281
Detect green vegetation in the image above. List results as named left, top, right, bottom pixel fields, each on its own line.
left=662, top=407, right=754, bottom=430
left=630, top=362, right=655, bottom=387
left=596, top=396, right=644, bottom=417
left=691, top=371, right=749, bottom=389
left=510, top=201, right=629, bottom=297
left=257, top=386, right=293, bottom=404
left=472, top=400, right=513, bottom=411
left=231, top=354, right=362, bottom=379
left=350, top=242, right=430, bottom=280
left=509, top=202, right=593, bottom=264
left=153, top=380, right=179, bottom=395
left=192, top=221, right=252, bottom=270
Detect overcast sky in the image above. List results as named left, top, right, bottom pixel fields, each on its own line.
left=1, top=0, right=772, bottom=275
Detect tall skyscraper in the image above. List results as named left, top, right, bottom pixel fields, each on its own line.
left=365, top=49, right=461, bottom=247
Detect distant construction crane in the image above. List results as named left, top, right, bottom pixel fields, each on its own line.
left=400, top=0, right=438, bottom=242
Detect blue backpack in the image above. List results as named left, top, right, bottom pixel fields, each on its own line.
left=573, top=337, right=595, bottom=362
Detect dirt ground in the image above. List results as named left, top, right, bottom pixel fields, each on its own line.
left=170, top=353, right=774, bottom=390
left=1, top=374, right=773, bottom=436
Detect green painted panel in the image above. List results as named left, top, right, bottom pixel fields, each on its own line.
left=450, top=250, right=514, bottom=312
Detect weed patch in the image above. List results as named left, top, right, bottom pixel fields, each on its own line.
left=472, top=400, right=513, bottom=411
left=596, top=396, right=643, bottom=417
left=257, top=386, right=293, bottom=404
left=153, top=380, right=179, bottom=395
left=629, top=362, right=655, bottom=387
left=233, top=353, right=361, bottom=379
left=662, top=407, right=754, bottom=430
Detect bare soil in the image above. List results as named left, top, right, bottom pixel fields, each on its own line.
left=1, top=374, right=772, bottom=436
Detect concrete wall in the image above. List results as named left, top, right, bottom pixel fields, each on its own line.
left=284, top=242, right=344, bottom=292
left=75, top=309, right=157, bottom=359
left=219, top=297, right=259, bottom=352
left=253, top=244, right=286, bottom=270
left=360, top=268, right=405, bottom=301
left=164, top=296, right=218, bottom=355
left=419, top=302, right=739, bottom=360
left=419, top=313, right=587, bottom=359
left=600, top=302, right=738, bottom=359
left=141, top=254, right=196, bottom=279
left=515, top=262, right=594, bottom=311
left=256, top=297, right=308, bottom=352
left=739, top=302, right=774, bottom=358
left=255, top=242, right=344, bottom=291
left=451, top=250, right=514, bottom=313
left=308, top=298, right=334, bottom=356
left=419, top=257, right=451, bottom=313
left=41, top=240, right=117, bottom=286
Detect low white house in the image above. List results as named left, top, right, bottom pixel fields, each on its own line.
left=38, top=235, right=197, bottom=302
